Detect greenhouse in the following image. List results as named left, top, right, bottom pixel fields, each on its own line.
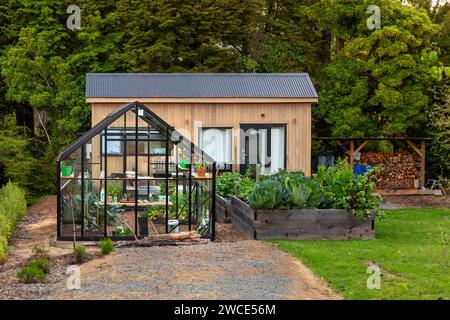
left=57, top=101, right=216, bottom=241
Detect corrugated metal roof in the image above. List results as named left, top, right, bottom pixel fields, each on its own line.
left=86, top=73, right=318, bottom=99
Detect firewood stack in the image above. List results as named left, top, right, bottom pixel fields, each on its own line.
left=361, top=149, right=420, bottom=189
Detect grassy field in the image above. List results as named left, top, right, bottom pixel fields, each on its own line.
left=269, top=209, right=450, bottom=300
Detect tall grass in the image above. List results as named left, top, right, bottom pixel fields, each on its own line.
left=0, top=182, right=27, bottom=262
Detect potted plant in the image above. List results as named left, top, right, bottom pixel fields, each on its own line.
left=61, top=159, right=77, bottom=177
left=195, top=163, right=206, bottom=176
left=108, top=182, right=122, bottom=203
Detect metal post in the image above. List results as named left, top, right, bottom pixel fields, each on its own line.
left=81, top=145, right=85, bottom=237
left=175, top=147, right=179, bottom=220
left=211, top=162, right=216, bottom=241
left=147, top=125, right=150, bottom=201
left=123, top=113, right=127, bottom=199
left=165, top=128, right=170, bottom=233
left=188, top=143, right=193, bottom=231
left=56, top=161, right=61, bottom=239
left=420, top=140, right=426, bottom=189
left=135, top=105, right=138, bottom=236
left=104, top=128, right=108, bottom=238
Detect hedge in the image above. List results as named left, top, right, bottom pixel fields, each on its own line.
left=0, top=182, right=27, bottom=262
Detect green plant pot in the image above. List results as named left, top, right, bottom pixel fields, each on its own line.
left=180, top=159, right=189, bottom=169
left=61, top=165, right=73, bottom=177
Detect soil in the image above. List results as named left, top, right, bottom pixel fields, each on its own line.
left=382, top=195, right=450, bottom=208
left=0, top=196, right=339, bottom=300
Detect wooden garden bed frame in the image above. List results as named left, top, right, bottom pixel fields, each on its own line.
left=215, top=195, right=232, bottom=223
left=230, top=196, right=375, bottom=240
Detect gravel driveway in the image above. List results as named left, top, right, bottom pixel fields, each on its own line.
left=46, top=240, right=339, bottom=300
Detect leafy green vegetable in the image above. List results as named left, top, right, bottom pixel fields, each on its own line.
left=247, top=180, right=288, bottom=210
left=216, top=172, right=255, bottom=199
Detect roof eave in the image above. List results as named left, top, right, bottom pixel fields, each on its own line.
left=86, top=97, right=319, bottom=104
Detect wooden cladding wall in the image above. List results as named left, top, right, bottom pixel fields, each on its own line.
left=91, top=102, right=312, bottom=174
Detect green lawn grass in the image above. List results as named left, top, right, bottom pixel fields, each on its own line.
left=269, top=209, right=450, bottom=300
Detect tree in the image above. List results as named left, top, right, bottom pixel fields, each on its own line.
left=316, top=0, right=441, bottom=137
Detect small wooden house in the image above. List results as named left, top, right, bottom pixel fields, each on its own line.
left=86, top=73, right=318, bottom=175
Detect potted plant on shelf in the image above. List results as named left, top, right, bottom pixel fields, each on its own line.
left=61, top=159, right=77, bottom=177
left=195, top=163, right=206, bottom=176
left=108, top=182, right=122, bottom=203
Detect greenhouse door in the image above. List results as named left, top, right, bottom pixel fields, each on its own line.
left=239, top=124, right=286, bottom=176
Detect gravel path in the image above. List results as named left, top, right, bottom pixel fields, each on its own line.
left=46, top=241, right=339, bottom=300
left=1, top=196, right=339, bottom=300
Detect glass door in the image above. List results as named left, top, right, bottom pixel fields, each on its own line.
left=240, top=124, right=286, bottom=176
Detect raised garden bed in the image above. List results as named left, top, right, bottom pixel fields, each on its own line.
left=230, top=196, right=375, bottom=240
left=215, top=195, right=232, bottom=223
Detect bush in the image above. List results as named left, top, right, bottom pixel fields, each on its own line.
left=0, top=182, right=27, bottom=263
left=0, top=236, right=7, bottom=263
left=100, top=239, right=114, bottom=255
left=316, top=161, right=383, bottom=219
left=73, top=244, right=87, bottom=263
left=28, top=257, right=50, bottom=274
left=17, top=265, right=46, bottom=283
left=0, top=214, right=12, bottom=239
left=216, top=172, right=255, bottom=199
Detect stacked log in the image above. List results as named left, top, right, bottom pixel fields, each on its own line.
left=361, top=149, right=420, bottom=189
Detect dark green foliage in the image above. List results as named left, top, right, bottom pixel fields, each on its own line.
left=315, top=161, right=383, bottom=219
left=216, top=172, right=255, bottom=199
left=100, top=238, right=114, bottom=255
left=0, top=0, right=449, bottom=199
left=73, top=244, right=87, bottom=264
left=17, top=265, right=46, bottom=283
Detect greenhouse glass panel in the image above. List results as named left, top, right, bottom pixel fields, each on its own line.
left=57, top=102, right=216, bottom=241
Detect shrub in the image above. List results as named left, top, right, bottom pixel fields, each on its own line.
left=315, top=160, right=383, bottom=219
left=28, top=257, right=50, bottom=274
left=0, top=182, right=27, bottom=221
left=17, top=265, right=46, bottom=283
left=0, top=236, right=7, bottom=263
left=216, top=172, right=255, bottom=199
left=0, top=182, right=27, bottom=263
left=0, top=214, right=12, bottom=239
left=73, top=244, right=87, bottom=263
left=100, top=239, right=114, bottom=255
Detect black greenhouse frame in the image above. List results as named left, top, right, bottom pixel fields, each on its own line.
left=57, top=101, right=216, bottom=241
